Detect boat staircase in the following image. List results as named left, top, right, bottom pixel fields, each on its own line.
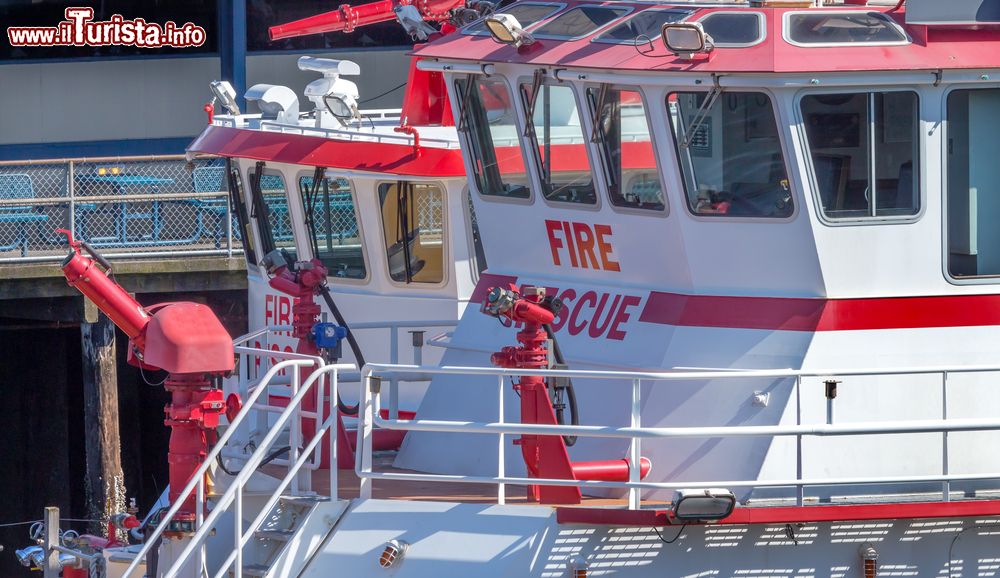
left=116, top=332, right=354, bottom=578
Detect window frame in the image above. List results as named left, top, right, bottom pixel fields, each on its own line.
left=454, top=74, right=535, bottom=205
left=294, top=169, right=371, bottom=285
left=696, top=10, right=767, bottom=48
left=585, top=83, right=669, bottom=215
left=519, top=76, right=603, bottom=211
left=530, top=4, right=635, bottom=41
left=462, top=186, right=488, bottom=283
left=460, top=2, right=566, bottom=36
left=942, top=84, right=1000, bottom=285
left=782, top=10, right=911, bottom=48
left=374, top=179, right=451, bottom=289
left=794, top=87, right=924, bottom=227
left=666, top=88, right=798, bottom=223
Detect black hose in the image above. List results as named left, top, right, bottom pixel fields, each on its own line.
left=215, top=445, right=293, bottom=477
left=318, top=284, right=364, bottom=415
left=544, top=324, right=579, bottom=446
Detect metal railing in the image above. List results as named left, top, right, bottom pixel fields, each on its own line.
left=119, top=349, right=353, bottom=578
left=0, top=154, right=243, bottom=262
left=357, top=362, right=1000, bottom=510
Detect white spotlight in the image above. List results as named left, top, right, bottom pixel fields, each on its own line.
left=210, top=80, right=241, bottom=115
left=671, top=488, right=736, bottom=521
left=661, top=22, right=715, bottom=58
left=299, top=56, right=362, bottom=128
left=485, top=14, right=535, bottom=48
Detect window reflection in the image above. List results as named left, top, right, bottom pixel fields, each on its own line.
left=457, top=76, right=531, bottom=199
left=588, top=86, right=664, bottom=211
left=378, top=182, right=445, bottom=284
left=521, top=82, right=597, bottom=205
left=947, top=89, right=1000, bottom=278
left=667, top=91, right=792, bottom=218
left=800, top=92, right=919, bottom=219
left=298, top=175, right=366, bottom=279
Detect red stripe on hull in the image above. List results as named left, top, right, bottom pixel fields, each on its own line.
left=557, top=499, right=1000, bottom=527
left=639, top=291, right=1000, bottom=332
left=187, top=125, right=467, bottom=178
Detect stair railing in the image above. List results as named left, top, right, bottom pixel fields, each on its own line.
left=163, top=361, right=354, bottom=578
left=120, top=358, right=317, bottom=578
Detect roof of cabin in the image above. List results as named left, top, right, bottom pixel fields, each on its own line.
left=412, top=2, right=1000, bottom=74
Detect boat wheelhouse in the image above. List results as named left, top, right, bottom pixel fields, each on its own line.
left=186, top=59, right=485, bottom=410
left=54, top=1, right=1000, bottom=577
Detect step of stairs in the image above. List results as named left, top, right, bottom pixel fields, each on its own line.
left=242, top=563, right=270, bottom=578
left=255, top=528, right=295, bottom=542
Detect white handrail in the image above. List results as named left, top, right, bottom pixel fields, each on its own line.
left=357, top=362, right=1000, bottom=510
left=122, top=359, right=317, bottom=578
left=163, top=362, right=354, bottom=578
left=209, top=363, right=347, bottom=578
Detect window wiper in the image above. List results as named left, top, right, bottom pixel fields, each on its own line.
left=458, top=74, right=477, bottom=133
left=249, top=161, right=276, bottom=256
left=303, top=166, right=325, bottom=257
left=523, top=68, right=545, bottom=137
left=681, top=82, right=723, bottom=149
left=589, top=83, right=609, bottom=144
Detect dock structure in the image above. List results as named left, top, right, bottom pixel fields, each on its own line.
left=0, top=153, right=249, bottom=543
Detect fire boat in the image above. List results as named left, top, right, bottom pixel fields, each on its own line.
left=25, top=0, right=1000, bottom=576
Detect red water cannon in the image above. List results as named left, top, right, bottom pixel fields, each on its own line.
left=482, top=283, right=651, bottom=504
left=268, top=0, right=467, bottom=40
left=58, top=230, right=234, bottom=533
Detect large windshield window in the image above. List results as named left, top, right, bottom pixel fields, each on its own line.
left=947, top=89, right=1000, bottom=278
left=521, top=82, right=597, bottom=204
left=667, top=91, right=792, bottom=218
left=587, top=86, right=664, bottom=211
left=248, top=164, right=297, bottom=260
left=378, top=182, right=445, bottom=284
left=800, top=92, right=919, bottom=219
left=299, top=174, right=366, bottom=280
left=457, top=76, right=530, bottom=199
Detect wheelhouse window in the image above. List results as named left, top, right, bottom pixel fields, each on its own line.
left=378, top=182, right=445, bottom=284
left=947, top=89, right=1000, bottom=278
left=456, top=76, right=530, bottom=199
left=248, top=165, right=297, bottom=259
left=298, top=174, right=366, bottom=280
left=800, top=92, right=919, bottom=219
left=587, top=86, right=664, bottom=211
left=593, top=8, right=691, bottom=44
left=667, top=91, right=792, bottom=218
left=521, top=81, right=597, bottom=205
left=531, top=5, right=631, bottom=39
left=463, top=2, right=563, bottom=35
left=785, top=11, right=908, bottom=46
left=699, top=12, right=765, bottom=46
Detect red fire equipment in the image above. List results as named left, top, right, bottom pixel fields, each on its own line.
left=266, top=253, right=409, bottom=468
left=59, top=231, right=234, bottom=534
left=482, top=284, right=651, bottom=505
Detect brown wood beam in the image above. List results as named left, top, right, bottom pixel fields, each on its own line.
left=81, top=311, right=126, bottom=539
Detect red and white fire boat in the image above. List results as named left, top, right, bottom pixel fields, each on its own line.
left=44, top=0, right=1000, bottom=576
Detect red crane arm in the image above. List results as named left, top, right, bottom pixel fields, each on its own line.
left=269, top=0, right=464, bottom=40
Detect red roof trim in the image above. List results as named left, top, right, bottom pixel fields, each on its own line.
left=186, top=125, right=467, bottom=178
left=415, top=3, right=1000, bottom=74
left=557, top=499, right=1000, bottom=527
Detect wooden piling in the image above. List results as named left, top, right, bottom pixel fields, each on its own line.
left=81, top=311, right=126, bottom=539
